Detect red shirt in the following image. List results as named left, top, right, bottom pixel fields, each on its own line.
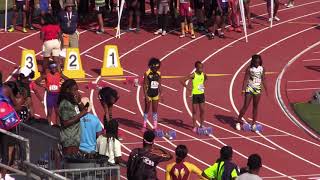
left=46, top=72, right=61, bottom=93
left=41, top=24, right=61, bottom=41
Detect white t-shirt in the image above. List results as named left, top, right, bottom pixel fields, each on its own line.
left=236, top=173, right=262, bottom=180
left=96, top=135, right=122, bottom=164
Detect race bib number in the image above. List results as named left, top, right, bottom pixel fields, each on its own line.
left=222, top=0, right=228, bottom=2
left=150, top=81, right=159, bottom=89
left=253, top=78, right=262, bottom=84
left=198, top=84, right=205, bottom=92
left=49, top=85, right=59, bottom=91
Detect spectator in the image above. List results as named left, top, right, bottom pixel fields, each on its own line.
left=27, top=0, right=36, bottom=30
left=127, top=0, right=141, bottom=32
left=79, top=97, right=103, bottom=154
left=236, top=154, right=262, bottom=180
left=40, top=13, right=61, bottom=73
left=58, top=0, right=79, bottom=49
left=267, top=0, right=280, bottom=22
left=96, top=119, right=125, bottom=165
left=127, top=130, right=172, bottom=180
left=36, top=0, right=52, bottom=25
left=16, top=68, right=42, bottom=121
left=98, top=87, right=122, bottom=140
left=178, top=0, right=195, bottom=38
left=35, top=62, right=68, bottom=126
left=166, top=145, right=205, bottom=180
left=154, top=0, right=170, bottom=36
left=95, top=0, right=107, bottom=34
left=202, top=146, right=239, bottom=180
left=243, top=0, right=252, bottom=29
left=0, top=81, right=21, bottom=178
left=58, top=79, right=87, bottom=155
left=8, top=0, right=29, bottom=33
left=98, top=87, right=119, bottom=127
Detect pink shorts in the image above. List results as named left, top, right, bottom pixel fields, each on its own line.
left=179, top=2, right=192, bottom=17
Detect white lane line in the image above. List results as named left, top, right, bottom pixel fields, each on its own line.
left=205, top=101, right=231, bottom=112
left=288, top=79, right=320, bottom=83
left=80, top=33, right=126, bottom=55
left=255, top=120, right=320, bottom=148
left=204, top=121, right=277, bottom=150
left=122, top=134, right=289, bottom=145
left=162, top=84, right=178, bottom=92
left=274, top=41, right=320, bottom=141
left=0, top=32, right=40, bottom=52
left=229, top=26, right=320, bottom=168
left=85, top=73, right=93, bottom=77
left=0, top=57, right=16, bottom=65
left=5, top=67, right=20, bottom=82
left=101, top=80, right=131, bottom=92
left=85, top=54, right=102, bottom=62
left=78, top=90, right=85, bottom=94
left=287, top=87, right=320, bottom=91
left=114, top=104, right=136, bottom=114
left=85, top=54, right=138, bottom=76
left=159, top=102, right=183, bottom=113
left=123, top=69, right=139, bottom=76
left=263, top=174, right=320, bottom=179
left=302, top=58, right=320, bottom=62
left=183, top=86, right=294, bottom=179
left=18, top=46, right=27, bottom=50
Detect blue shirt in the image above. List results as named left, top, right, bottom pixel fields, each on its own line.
left=79, top=113, right=103, bottom=153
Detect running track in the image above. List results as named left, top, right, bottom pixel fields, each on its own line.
left=0, top=0, right=320, bottom=179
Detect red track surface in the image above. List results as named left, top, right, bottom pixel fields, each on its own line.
left=1, top=0, right=320, bottom=179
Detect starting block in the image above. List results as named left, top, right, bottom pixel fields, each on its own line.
left=243, top=123, right=263, bottom=132
left=154, top=129, right=176, bottom=140
left=87, top=80, right=109, bottom=90
left=124, top=77, right=143, bottom=87
left=197, top=127, right=213, bottom=136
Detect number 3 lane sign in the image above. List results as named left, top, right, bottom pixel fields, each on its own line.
left=63, top=48, right=85, bottom=78
left=20, top=49, right=40, bottom=79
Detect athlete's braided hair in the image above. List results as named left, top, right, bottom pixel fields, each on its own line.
left=148, top=57, right=161, bottom=69
left=250, top=54, right=263, bottom=67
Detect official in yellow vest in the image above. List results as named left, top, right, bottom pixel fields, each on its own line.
left=181, top=61, right=207, bottom=133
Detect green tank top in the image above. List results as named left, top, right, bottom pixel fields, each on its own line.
left=192, top=72, right=205, bottom=95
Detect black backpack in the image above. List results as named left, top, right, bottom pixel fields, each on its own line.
left=127, top=148, right=147, bottom=180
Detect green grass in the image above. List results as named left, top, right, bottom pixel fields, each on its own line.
left=293, top=103, right=320, bottom=134
left=0, top=1, right=13, bottom=12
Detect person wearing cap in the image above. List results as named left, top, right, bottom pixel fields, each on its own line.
left=127, top=130, right=172, bottom=179
left=41, top=13, right=62, bottom=73
left=35, top=61, right=68, bottom=126
left=16, top=67, right=42, bottom=121
left=58, top=0, right=79, bottom=49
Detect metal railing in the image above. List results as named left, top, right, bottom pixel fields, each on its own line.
left=52, top=166, right=121, bottom=180
left=24, top=161, right=68, bottom=180
left=0, top=128, right=30, bottom=162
